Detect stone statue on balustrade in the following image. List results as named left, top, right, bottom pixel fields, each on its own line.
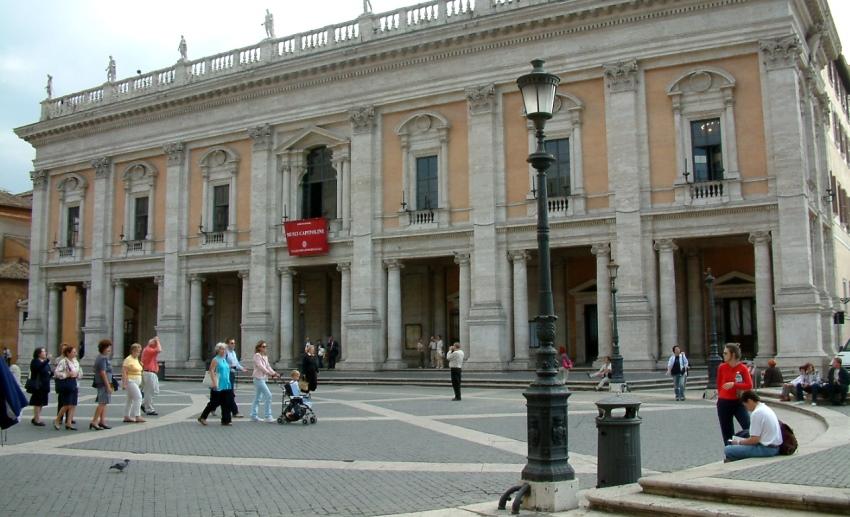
left=363, top=0, right=372, bottom=13
left=263, top=9, right=275, bottom=39
left=178, top=35, right=187, bottom=61
left=106, top=55, right=116, bottom=83
left=46, top=74, right=53, bottom=99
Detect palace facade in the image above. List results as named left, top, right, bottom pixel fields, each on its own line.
left=14, top=0, right=850, bottom=370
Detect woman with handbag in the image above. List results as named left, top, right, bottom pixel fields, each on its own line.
left=27, top=347, right=52, bottom=426
left=198, top=342, right=236, bottom=426
left=716, top=342, right=753, bottom=445
left=122, top=343, right=145, bottom=423
left=53, top=344, right=81, bottom=430
left=90, top=339, right=115, bottom=430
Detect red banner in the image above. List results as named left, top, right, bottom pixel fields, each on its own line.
left=284, top=218, right=329, bottom=256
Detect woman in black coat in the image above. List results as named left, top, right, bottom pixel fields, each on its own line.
left=300, top=345, right=319, bottom=393
left=28, top=347, right=53, bottom=426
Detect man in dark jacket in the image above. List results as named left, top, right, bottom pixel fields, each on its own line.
left=812, top=357, right=849, bottom=406
left=326, top=336, right=340, bottom=369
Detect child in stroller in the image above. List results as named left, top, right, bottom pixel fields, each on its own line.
left=278, top=370, right=317, bottom=425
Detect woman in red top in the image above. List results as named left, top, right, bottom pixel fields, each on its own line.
left=716, top=343, right=753, bottom=445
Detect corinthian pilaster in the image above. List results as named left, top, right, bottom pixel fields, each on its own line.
left=465, top=83, right=495, bottom=114
left=759, top=36, right=801, bottom=71
left=603, top=59, right=639, bottom=93
left=349, top=106, right=375, bottom=134
left=92, top=157, right=112, bottom=179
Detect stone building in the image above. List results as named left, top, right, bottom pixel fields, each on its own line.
left=0, top=190, right=32, bottom=364
left=13, top=0, right=850, bottom=370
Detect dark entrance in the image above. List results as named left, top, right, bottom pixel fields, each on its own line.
left=723, top=297, right=756, bottom=359
left=584, top=304, right=598, bottom=364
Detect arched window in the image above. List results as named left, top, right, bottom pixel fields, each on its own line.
left=301, top=146, right=337, bottom=219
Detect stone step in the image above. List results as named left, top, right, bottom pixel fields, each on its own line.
left=584, top=483, right=832, bottom=517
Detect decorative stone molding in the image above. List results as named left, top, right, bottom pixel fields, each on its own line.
left=336, top=262, right=351, bottom=273
left=760, top=36, right=801, bottom=71
left=30, top=169, right=48, bottom=190
left=248, top=123, right=273, bottom=150
left=349, top=106, right=375, bottom=133
left=654, top=239, right=678, bottom=253
left=383, top=258, right=403, bottom=270
left=465, top=83, right=496, bottom=114
left=453, top=253, right=470, bottom=266
left=603, top=59, right=639, bottom=93
left=748, top=231, right=771, bottom=245
left=163, top=142, right=185, bottom=166
left=121, top=161, right=158, bottom=247
left=92, top=157, right=112, bottom=179
left=237, top=270, right=249, bottom=279
left=508, top=249, right=529, bottom=263
left=188, top=273, right=206, bottom=284
left=395, top=111, right=451, bottom=225
left=112, top=278, right=127, bottom=288
left=199, top=147, right=239, bottom=179
left=590, top=242, right=610, bottom=257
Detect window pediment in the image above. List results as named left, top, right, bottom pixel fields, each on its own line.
left=667, top=68, right=736, bottom=110
left=275, top=126, right=349, bottom=155
left=199, top=146, right=240, bottom=178
left=56, top=173, right=87, bottom=196
left=122, top=161, right=158, bottom=190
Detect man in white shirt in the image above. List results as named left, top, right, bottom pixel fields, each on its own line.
left=724, top=390, right=782, bottom=462
left=446, top=343, right=464, bottom=401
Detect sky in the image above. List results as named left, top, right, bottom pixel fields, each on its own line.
left=1, top=0, right=849, bottom=195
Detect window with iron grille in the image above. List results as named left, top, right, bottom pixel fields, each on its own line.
left=133, top=196, right=149, bottom=240
left=543, top=138, right=570, bottom=197
left=416, top=155, right=438, bottom=209
left=212, top=185, right=229, bottom=232
left=66, top=206, right=79, bottom=247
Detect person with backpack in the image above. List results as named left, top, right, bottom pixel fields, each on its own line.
left=723, top=390, right=782, bottom=462
left=666, top=345, right=689, bottom=401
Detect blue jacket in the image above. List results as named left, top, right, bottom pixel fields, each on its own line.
left=0, top=359, right=28, bottom=430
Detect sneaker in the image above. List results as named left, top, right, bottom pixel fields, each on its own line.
left=251, top=416, right=260, bottom=422
left=794, top=400, right=805, bottom=405
left=264, top=417, right=277, bottom=423
left=233, top=414, right=244, bottom=419
left=145, top=410, right=158, bottom=416
left=197, top=417, right=207, bottom=426
left=811, top=402, right=817, bottom=406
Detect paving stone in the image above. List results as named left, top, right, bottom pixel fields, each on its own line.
left=726, top=443, right=850, bottom=489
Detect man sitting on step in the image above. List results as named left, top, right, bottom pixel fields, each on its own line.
left=724, top=390, right=782, bottom=462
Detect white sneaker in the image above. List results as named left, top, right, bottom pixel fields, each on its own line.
left=264, top=417, right=276, bottom=423
left=250, top=416, right=260, bottom=422
left=811, top=402, right=817, bottom=406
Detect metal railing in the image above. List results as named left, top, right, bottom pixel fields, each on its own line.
left=690, top=180, right=724, bottom=200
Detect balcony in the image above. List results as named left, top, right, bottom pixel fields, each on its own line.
left=674, top=178, right=741, bottom=206
left=200, top=229, right=235, bottom=248
left=398, top=207, right=447, bottom=230
left=120, top=238, right=153, bottom=256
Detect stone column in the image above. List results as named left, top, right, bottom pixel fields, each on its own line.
left=85, top=158, right=114, bottom=349
left=346, top=106, right=383, bottom=369
left=455, top=253, right=471, bottom=351
left=760, top=37, right=825, bottom=364
left=385, top=259, right=405, bottom=367
left=188, top=274, right=205, bottom=363
left=337, top=262, right=351, bottom=362
left=591, top=243, right=612, bottom=361
left=157, top=143, right=187, bottom=365
left=432, top=266, right=446, bottom=339
left=465, top=83, right=507, bottom=368
left=75, top=284, right=86, bottom=353
left=112, top=279, right=126, bottom=358
left=238, top=270, right=250, bottom=361
left=686, top=250, right=705, bottom=363
left=278, top=268, right=295, bottom=368
left=20, top=170, right=49, bottom=361
left=47, top=283, right=62, bottom=356
left=510, top=250, right=530, bottom=366
left=153, top=276, right=163, bottom=326
left=655, top=239, right=679, bottom=356
left=604, top=59, right=654, bottom=367
left=750, top=231, right=776, bottom=360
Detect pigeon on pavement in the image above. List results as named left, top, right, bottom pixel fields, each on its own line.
left=109, top=459, right=131, bottom=472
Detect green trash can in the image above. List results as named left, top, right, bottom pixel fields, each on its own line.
left=596, top=395, right=642, bottom=488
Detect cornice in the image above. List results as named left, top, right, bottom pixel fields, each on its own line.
left=17, top=0, right=753, bottom=148
left=647, top=202, right=778, bottom=222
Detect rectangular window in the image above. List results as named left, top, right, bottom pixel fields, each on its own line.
left=65, top=206, right=80, bottom=247
left=416, top=155, right=438, bottom=210
left=212, top=185, right=229, bottom=232
left=543, top=138, right=570, bottom=197
left=133, top=196, right=149, bottom=240
left=691, top=118, right=723, bottom=182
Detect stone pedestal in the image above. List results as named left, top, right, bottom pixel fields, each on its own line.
left=522, top=480, right=580, bottom=512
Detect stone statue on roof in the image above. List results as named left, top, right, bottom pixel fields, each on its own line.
left=106, top=56, right=116, bottom=83
left=178, top=35, right=188, bottom=61
left=263, top=9, right=275, bottom=39
left=363, top=0, right=372, bottom=13
left=46, top=74, right=53, bottom=99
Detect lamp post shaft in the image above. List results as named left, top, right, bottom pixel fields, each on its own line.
left=610, top=283, right=624, bottom=384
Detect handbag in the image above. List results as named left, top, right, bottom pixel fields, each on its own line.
left=111, top=376, right=120, bottom=391
left=25, top=376, right=37, bottom=394
left=202, top=371, right=212, bottom=387
left=55, top=377, right=76, bottom=393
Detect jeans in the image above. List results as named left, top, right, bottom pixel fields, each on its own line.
left=717, top=398, right=750, bottom=445
left=673, top=374, right=686, bottom=400
left=724, top=443, right=780, bottom=461
left=251, top=378, right=273, bottom=419
left=795, top=384, right=814, bottom=401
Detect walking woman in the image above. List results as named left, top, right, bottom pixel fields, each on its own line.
left=198, top=343, right=236, bottom=426
left=251, top=340, right=279, bottom=422
left=90, top=340, right=114, bottom=430
left=122, top=343, right=145, bottom=423
left=28, top=347, right=52, bottom=426
left=53, top=344, right=81, bottom=430
left=716, top=342, right=753, bottom=445
left=301, top=344, right=319, bottom=393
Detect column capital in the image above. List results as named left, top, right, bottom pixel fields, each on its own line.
left=603, top=59, right=639, bottom=93
left=453, top=253, right=470, bottom=266
left=759, top=35, right=801, bottom=71
left=336, top=262, right=351, bottom=273
left=465, top=83, right=496, bottom=114
left=277, top=267, right=296, bottom=277
left=237, top=270, right=250, bottom=280
left=153, top=275, right=163, bottom=285
left=590, top=242, right=611, bottom=257
left=654, top=239, right=678, bottom=253
left=112, top=278, right=127, bottom=288
left=508, top=249, right=529, bottom=263
left=349, top=105, right=375, bottom=134
left=47, top=282, right=64, bottom=292
left=384, top=259, right=404, bottom=270
left=748, top=231, right=772, bottom=246
left=248, top=123, right=273, bottom=150
left=91, top=157, right=112, bottom=179
left=188, top=273, right=206, bottom=284
left=30, top=169, right=48, bottom=190
left=163, top=142, right=185, bottom=166
left=81, top=281, right=91, bottom=289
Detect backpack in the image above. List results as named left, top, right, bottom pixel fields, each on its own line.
left=561, top=356, right=573, bottom=369
left=778, top=420, right=797, bottom=455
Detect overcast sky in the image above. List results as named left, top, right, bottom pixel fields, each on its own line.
left=1, top=0, right=848, bottom=195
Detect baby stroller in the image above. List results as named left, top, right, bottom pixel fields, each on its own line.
left=277, top=381, right=317, bottom=425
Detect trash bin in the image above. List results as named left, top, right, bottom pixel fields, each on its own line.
left=156, top=361, right=166, bottom=382
left=595, top=395, right=642, bottom=488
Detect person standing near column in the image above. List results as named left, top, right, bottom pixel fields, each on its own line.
left=436, top=335, right=445, bottom=368
left=716, top=342, right=753, bottom=445
left=140, top=336, right=162, bottom=416
left=446, top=342, right=464, bottom=401
left=326, top=335, right=340, bottom=369
left=666, top=345, right=689, bottom=401
left=429, top=336, right=440, bottom=369
left=122, top=343, right=145, bottom=424
left=225, top=338, right=246, bottom=418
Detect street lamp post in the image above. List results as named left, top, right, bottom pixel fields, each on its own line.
left=499, top=59, right=578, bottom=514
left=705, top=268, right=721, bottom=393
left=608, top=261, right=624, bottom=386
left=206, top=290, right=215, bottom=359
left=298, top=287, right=307, bottom=346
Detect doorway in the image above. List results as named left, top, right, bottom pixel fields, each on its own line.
left=584, top=304, right=598, bottom=363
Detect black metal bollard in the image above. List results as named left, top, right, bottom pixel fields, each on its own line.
left=595, top=395, right=642, bottom=488
left=156, top=361, right=166, bottom=382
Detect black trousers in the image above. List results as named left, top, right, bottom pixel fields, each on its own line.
left=450, top=368, right=462, bottom=400
left=201, top=389, right=235, bottom=424
left=328, top=352, right=337, bottom=369
left=716, top=398, right=749, bottom=445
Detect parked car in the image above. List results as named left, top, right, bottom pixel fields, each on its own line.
left=838, top=339, right=850, bottom=370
